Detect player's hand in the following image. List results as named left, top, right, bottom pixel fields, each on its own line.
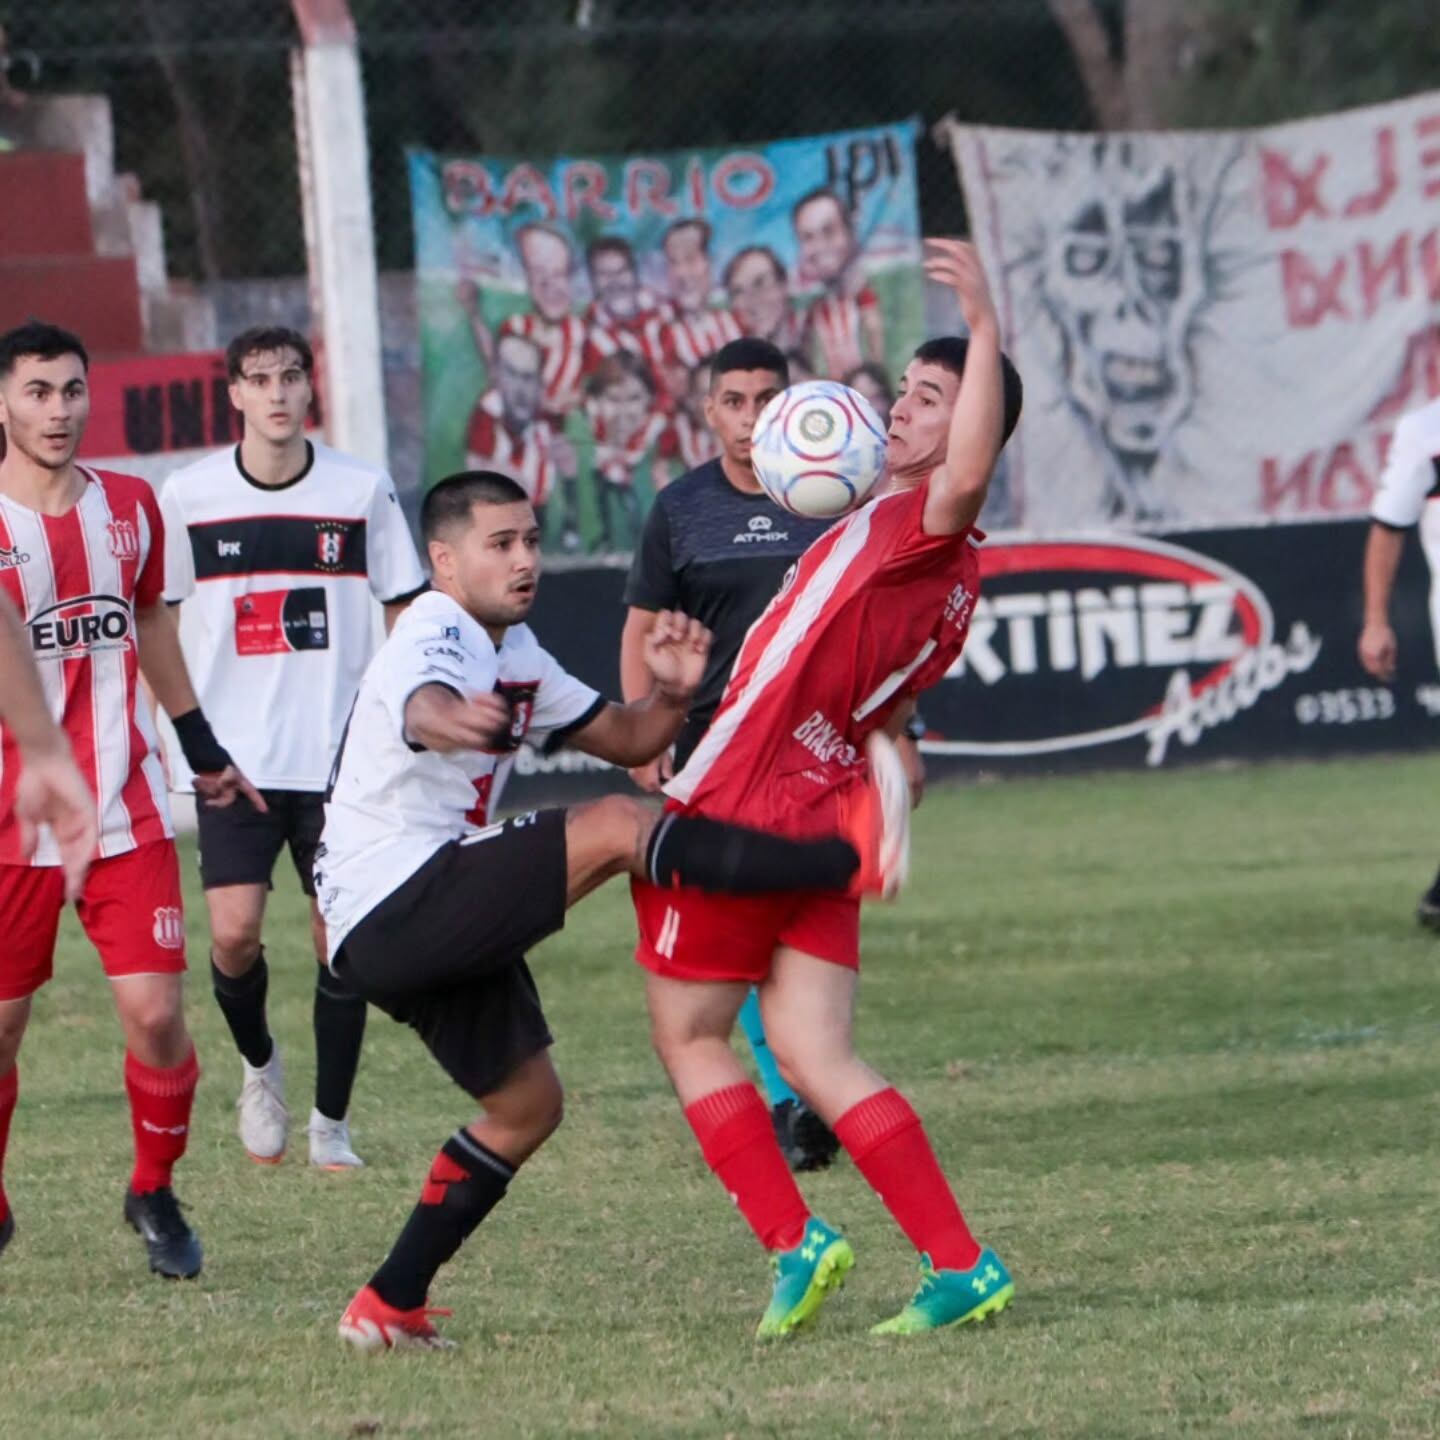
left=896, top=735, right=926, bottom=811
left=1358, top=621, right=1397, bottom=681
left=924, top=239, right=999, bottom=336
left=629, top=749, right=675, bottom=794
left=194, top=764, right=270, bottom=814
left=644, top=610, right=710, bottom=705
left=14, top=739, right=97, bottom=902
left=404, top=688, right=511, bottom=754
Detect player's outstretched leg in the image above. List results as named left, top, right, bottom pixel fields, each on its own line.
left=339, top=1050, right=562, bottom=1353
left=115, top=976, right=203, bottom=1280
left=736, top=990, right=839, bottom=1173
left=646, top=974, right=853, bottom=1340
left=763, top=952, right=1013, bottom=1335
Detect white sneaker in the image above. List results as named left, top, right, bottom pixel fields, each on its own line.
left=308, top=1108, right=364, bottom=1170
left=237, top=1049, right=289, bottom=1164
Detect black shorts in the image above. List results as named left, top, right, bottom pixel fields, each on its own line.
left=196, top=789, right=325, bottom=894
left=333, top=808, right=568, bottom=1098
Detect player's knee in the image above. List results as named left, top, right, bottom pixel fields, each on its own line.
left=210, top=921, right=263, bottom=972
left=0, top=1008, right=29, bottom=1071
left=589, top=793, right=651, bottom=867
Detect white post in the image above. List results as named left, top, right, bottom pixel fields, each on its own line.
left=289, top=0, right=388, bottom=469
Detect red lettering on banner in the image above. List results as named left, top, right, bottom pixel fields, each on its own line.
left=624, top=160, right=677, bottom=218
left=1357, top=233, right=1409, bottom=314
left=1261, top=148, right=1330, bottom=229
left=711, top=154, right=775, bottom=210
left=1343, top=127, right=1398, bottom=217
left=1419, top=114, right=1440, bottom=198
left=687, top=157, right=706, bottom=214
left=498, top=164, right=559, bottom=220
left=442, top=160, right=496, bottom=218
left=1280, top=250, right=1349, bottom=326
left=563, top=162, right=618, bottom=223
left=1261, top=439, right=1384, bottom=516
left=1422, top=230, right=1440, bottom=302
left=1369, top=326, right=1440, bottom=421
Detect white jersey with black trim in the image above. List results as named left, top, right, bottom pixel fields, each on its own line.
left=160, top=440, right=427, bottom=791
left=315, top=589, right=603, bottom=959
left=1371, top=396, right=1440, bottom=668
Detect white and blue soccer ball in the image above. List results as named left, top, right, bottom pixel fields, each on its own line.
left=750, top=380, right=888, bottom=520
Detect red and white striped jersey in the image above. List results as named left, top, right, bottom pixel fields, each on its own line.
left=465, top=390, right=555, bottom=506
left=0, top=467, right=173, bottom=866
left=804, top=285, right=881, bottom=379
left=590, top=409, right=677, bottom=489
left=672, top=411, right=718, bottom=471
left=648, top=307, right=743, bottom=377
left=497, top=313, right=590, bottom=418
left=667, top=482, right=981, bottom=838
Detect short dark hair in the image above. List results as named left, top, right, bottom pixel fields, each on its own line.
left=792, top=186, right=851, bottom=232
left=0, top=322, right=89, bottom=378
left=663, top=217, right=711, bottom=252
left=912, top=337, right=1025, bottom=443
left=711, top=337, right=788, bottom=389
left=421, top=470, right=531, bottom=541
left=587, top=350, right=655, bottom=399
left=723, top=245, right=787, bottom=291
left=586, top=235, right=634, bottom=270
left=226, top=326, right=314, bottom=383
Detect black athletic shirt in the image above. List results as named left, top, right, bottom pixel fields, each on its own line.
left=624, top=459, right=835, bottom=752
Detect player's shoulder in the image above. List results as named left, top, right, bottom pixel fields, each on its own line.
left=83, top=465, right=159, bottom=514
left=308, top=440, right=396, bottom=494
left=1393, top=396, right=1440, bottom=450
left=657, top=459, right=727, bottom=508
left=163, top=444, right=236, bottom=490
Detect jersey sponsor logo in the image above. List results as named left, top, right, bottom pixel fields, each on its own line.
left=28, top=593, right=133, bottom=660
left=733, top=513, right=791, bottom=545
left=931, top=536, right=1321, bottom=767
left=441, top=625, right=461, bottom=641
left=792, top=709, right=860, bottom=768
left=0, top=544, right=30, bottom=570
left=106, top=519, right=140, bottom=561
left=423, top=645, right=465, bottom=660
left=492, top=680, right=539, bottom=753
left=234, top=586, right=330, bottom=654
left=189, top=516, right=368, bottom=581
left=217, top=539, right=243, bottom=557
left=152, top=905, right=185, bottom=950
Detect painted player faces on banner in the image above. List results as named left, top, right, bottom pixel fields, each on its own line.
left=944, top=92, right=1440, bottom=532
left=408, top=122, right=924, bottom=561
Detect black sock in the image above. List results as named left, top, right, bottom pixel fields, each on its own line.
left=646, top=814, right=859, bottom=894
left=313, top=966, right=367, bottom=1122
left=211, top=951, right=273, bottom=1068
left=370, top=1131, right=515, bottom=1311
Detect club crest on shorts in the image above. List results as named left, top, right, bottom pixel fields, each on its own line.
left=315, top=523, right=347, bottom=570
left=106, top=519, right=139, bottom=562
left=152, top=906, right=185, bottom=950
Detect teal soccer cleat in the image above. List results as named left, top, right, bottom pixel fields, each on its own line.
left=871, top=1246, right=1013, bottom=1335
left=755, top=1217, right=855, bottom=1339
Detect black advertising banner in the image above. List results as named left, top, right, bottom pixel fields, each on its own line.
left=500, top=520, right=1440, bottom=808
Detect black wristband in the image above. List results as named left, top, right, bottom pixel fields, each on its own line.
left=172, top=709, right=232, bottom=774
left=904, top=712, right=927, bottom=742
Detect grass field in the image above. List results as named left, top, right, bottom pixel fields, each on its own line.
left=3, top=754, right=1440, bottom=1439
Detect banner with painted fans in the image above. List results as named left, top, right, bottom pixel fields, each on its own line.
left=941, top=93, right=1440, bottom=533
left=408, top=121, right=924, bottom=561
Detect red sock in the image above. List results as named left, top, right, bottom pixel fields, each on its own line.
left=684, top=1083, right=809, bottom=1252
left=125, top=1048, right=200, bottom=1194
left=834, top=1087, right=981, bottom=1271
left=0, top=1064, right=16, bottom=1223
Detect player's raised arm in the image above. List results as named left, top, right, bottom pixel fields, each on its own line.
left=920, top=240, right=1006, bottom=537
left=402, top=685, right=511, bottom=754
left=566, top=610, right=710, bottom=768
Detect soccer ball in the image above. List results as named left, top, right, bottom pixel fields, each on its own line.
left=750, top=380, right=888, bottom=520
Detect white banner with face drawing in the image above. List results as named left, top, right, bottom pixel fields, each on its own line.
left=941, top=95, right=1440, bottom=533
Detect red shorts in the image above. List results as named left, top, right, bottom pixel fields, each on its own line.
left=0, top=839, right=187, bottom=1000
left=632, top=877, right=860, bottom=984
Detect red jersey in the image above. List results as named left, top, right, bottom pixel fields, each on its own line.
left=0, top=467, right=173, bottom=866
left=464, top=390, right=554, bottom=506
left=497, top=313, right=590, bottom=417
left=667, top=482, right=980, bottom=837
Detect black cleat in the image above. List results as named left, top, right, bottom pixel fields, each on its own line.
left=124, top=1187, right=203, bottom=1280
left=1418, top=869, right=1440, bottom=932
left=0, top=1210, right=13, bottom=1258
left=772, top=1099, right=841, bottom=1173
